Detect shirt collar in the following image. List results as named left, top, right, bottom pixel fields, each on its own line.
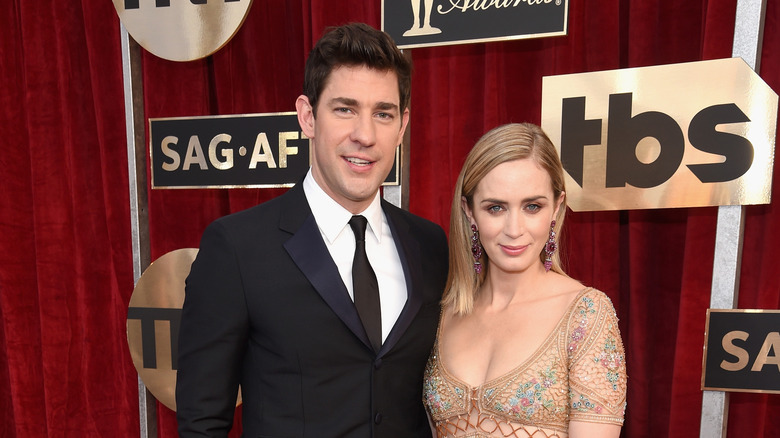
left=303, top=169, right=384, bottom=244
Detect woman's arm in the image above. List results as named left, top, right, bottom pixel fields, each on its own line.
left=426, top=411, right=437, bottom=437
left=568, top=420, right=622, bottom=438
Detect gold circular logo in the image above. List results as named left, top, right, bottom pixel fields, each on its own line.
left=127, top=248, right=196, bottom=410
left=113, top=0, right=254, bottom=62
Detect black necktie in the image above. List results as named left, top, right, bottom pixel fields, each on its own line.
left=349, top=215, right=382, bottom=353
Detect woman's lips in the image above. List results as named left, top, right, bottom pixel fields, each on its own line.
left=500, top=244, right=528, bottom=256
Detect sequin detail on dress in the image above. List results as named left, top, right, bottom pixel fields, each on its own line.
left=423, top=288, right=627, bottom=438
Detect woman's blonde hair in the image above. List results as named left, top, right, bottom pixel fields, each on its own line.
left=443, top=123, right=568, bottom=315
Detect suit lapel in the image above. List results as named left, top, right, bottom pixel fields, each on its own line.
left=378, top=202, right=424, bottom=357
left=281, top=184, right=373, bottom=351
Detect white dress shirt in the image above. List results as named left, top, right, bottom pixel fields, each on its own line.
left=302, top=170, right=407, bottom=342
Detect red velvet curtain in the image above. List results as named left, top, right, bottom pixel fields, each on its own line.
left=1, top=0, right=778, bottom=437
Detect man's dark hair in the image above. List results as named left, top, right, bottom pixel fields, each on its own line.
left=303, top=23, right=412, bottom=117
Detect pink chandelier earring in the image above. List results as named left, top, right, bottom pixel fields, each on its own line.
left=544, top=220, right=557, bottom=272
left=471, top=224, right=483, bottom=274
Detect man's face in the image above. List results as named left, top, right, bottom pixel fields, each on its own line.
left=297, top=65, right=409, bottom=214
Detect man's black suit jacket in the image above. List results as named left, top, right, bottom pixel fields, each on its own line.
left=176, top=183, right=449, bottom=437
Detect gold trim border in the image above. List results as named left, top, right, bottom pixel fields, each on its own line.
left=394, top=30, right=568, bottom=50
left=381, top=0, right=569, bottom=50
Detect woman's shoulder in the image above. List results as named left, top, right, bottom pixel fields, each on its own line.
left=572, top=284, right=608, bottom=297
left=547, top=274, right=588, bottom=305
left=559, top=285, right=617, bottom=324
left=575, top=287, right=618, bottom=311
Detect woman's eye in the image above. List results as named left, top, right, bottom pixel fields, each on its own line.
left=526, top=204, right=541, bottom=212
left=487, top=205, right=502, bottom=213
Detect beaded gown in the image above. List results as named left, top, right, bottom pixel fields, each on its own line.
left=423, top=288, right=627, bottom=438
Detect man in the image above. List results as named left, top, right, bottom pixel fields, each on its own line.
left=176, top=23, right=448, bottom=437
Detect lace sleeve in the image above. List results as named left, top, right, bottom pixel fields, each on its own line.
left=566, top=290, right=627, bottom=425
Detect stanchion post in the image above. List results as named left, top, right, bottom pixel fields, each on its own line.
left=120, top=24, right=157, bottom=438
left=699, top=1, right=767, bottom=436
left=701, top=206, right=745, bottom=437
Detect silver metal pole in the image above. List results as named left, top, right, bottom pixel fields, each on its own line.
left=699, top=1, right=767, bottom=436
left=120, top=23, right=157, bottom=438
left=700, top=206, right=745, bottom=438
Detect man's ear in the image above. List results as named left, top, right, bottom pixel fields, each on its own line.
left=296, top=95, right=315, bottom=139
left=397, top=107, right=410, bottom=145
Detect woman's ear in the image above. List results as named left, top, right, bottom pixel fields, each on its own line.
left=553, top=191, right=565, bottom=220
left=461, top=196, right=475, bottom=226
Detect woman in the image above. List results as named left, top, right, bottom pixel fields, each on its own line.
left=424, top=123, right=627, bottom=438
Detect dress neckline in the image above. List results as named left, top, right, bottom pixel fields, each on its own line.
left=435, top=287, right=592, bottom=391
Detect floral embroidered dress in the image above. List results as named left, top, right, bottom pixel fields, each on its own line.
left=423, top=288, right=627, bottom=438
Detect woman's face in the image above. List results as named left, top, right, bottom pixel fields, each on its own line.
left=463, top=158, right=563, bottom=276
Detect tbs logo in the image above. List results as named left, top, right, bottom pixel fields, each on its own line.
left=112, top=0, right=251, bottom=61
left=542, top=58, right=777, bottom=211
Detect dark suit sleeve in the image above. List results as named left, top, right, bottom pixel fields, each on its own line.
left=176, top=220, right=248, bottom=437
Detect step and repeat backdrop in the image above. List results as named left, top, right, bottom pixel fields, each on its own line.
left=114, top=0, right=779, bottom=427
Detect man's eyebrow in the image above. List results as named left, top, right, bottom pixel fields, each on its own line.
left=375, top=101, right=399, bottom=112
left=328, top=97, right=358, bottom=107
left=327, top=97, right=399, bottom=112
